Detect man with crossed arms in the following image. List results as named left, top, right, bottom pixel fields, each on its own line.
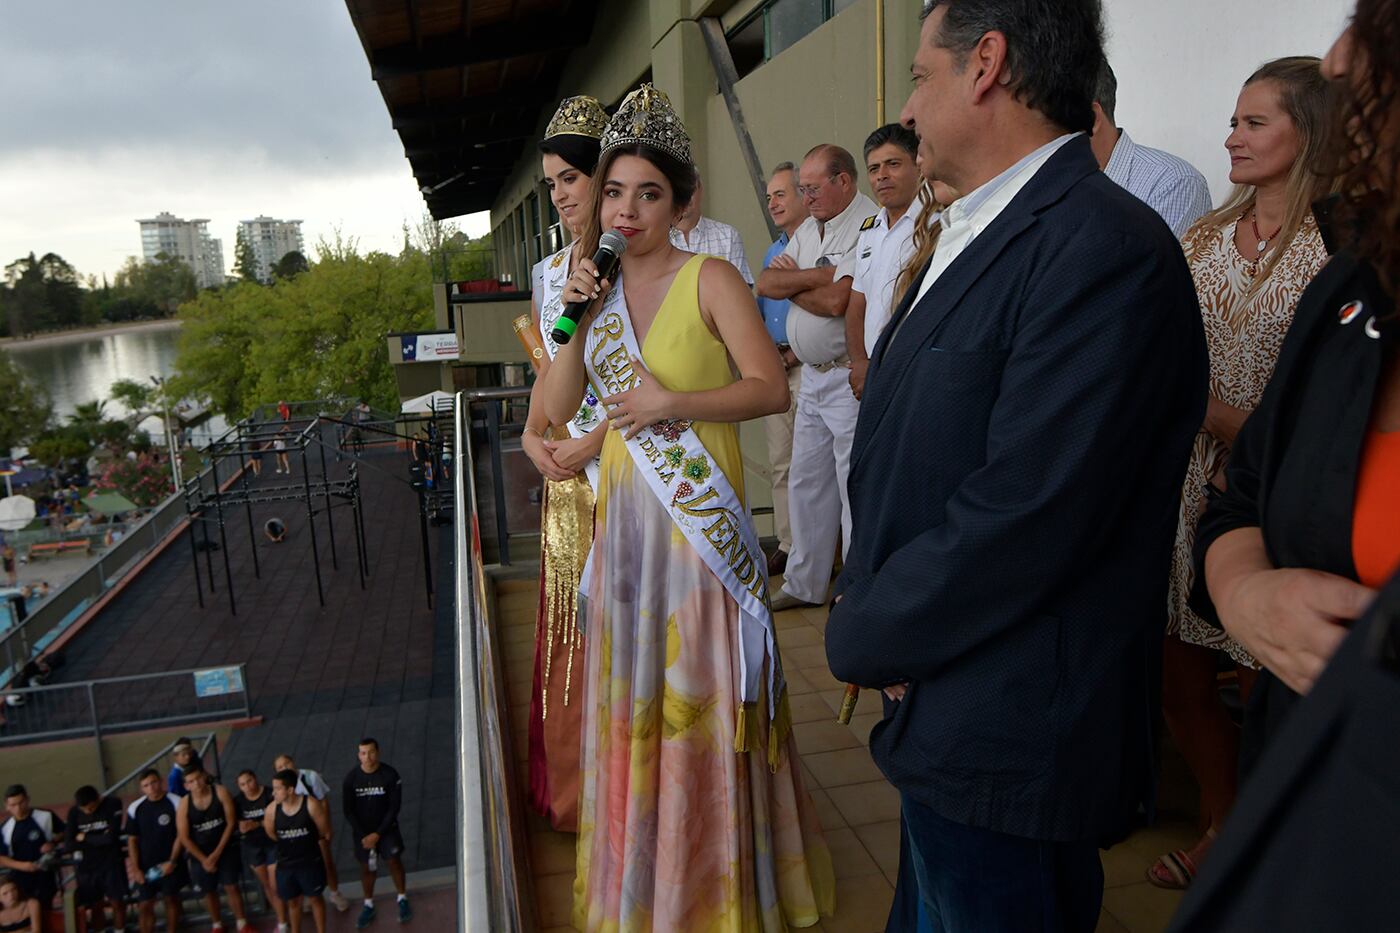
left=757, top=143, right=878, bottom=610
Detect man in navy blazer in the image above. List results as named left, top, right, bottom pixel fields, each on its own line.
left=824, top=0, right=1207, bottom=929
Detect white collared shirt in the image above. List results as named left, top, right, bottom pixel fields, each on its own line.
left=837, top=193, right=926, bottom=356
left=910, top=133, right=1081, bottom=312
left=781, top=191, right=881, bottom=365
left=671, top=216, right=753, bottom=284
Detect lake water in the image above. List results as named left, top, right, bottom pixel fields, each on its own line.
left=4, top=323, right=229, bottom=446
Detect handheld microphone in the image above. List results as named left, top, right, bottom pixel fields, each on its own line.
left=551, top=229, right=627, bottom=345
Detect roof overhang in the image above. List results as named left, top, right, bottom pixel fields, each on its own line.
left=344, top=0, right=600, bottom=219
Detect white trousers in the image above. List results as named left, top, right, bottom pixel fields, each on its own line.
left=763, top=365, right=803, bottom=554
left=781, top=364, right=858, bottom=604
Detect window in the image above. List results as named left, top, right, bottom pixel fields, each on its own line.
left=728, top=0, right=853, bottom=78
left=545, top=190, right=562, bottom=254
left=513, top=207, right=528, bottom=285
left=526, top=191, right=542, bottom=269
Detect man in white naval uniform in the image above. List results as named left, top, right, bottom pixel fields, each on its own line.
left=840, top=123, right=926, bottom=401
left=756, top=143, right=878, bottom=610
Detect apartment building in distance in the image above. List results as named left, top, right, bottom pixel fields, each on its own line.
left=239, top=216, right=305, bottom=283
left=136, top=212, right=225, bottom=289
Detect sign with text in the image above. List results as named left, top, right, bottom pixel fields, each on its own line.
left=400, top=332, right=459, bottom=362
left=192, top=667, right=245, bottom=698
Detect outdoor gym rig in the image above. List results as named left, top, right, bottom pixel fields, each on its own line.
left=181, top=405, right=447, bottom=615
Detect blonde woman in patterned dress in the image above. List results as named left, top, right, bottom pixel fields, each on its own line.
left=1152, top=56, right=1334, bottom=890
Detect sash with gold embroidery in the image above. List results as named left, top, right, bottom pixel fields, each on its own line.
left=582, top=280, right=787, bottom=756
left=539, top=244, right=604, bottom=489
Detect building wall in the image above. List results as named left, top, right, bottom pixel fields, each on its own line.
left=483, top=0, right=1350, bottom=532
left=137, top=213, right=225, bottom=289
left=240, top=217, right=305, bottom=284
left=1102, top=0, right=1348, bottom=204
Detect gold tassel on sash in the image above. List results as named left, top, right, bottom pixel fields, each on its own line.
left=734, top=689, right=794, bottom=772
left=539, top=469, right=595, bottom=718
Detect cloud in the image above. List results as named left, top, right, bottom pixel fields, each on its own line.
left=0, top=1, right=489, bottom=281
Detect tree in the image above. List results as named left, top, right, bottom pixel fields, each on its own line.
left=110, top=253, right=196, bottom=317
left=109, top=378, right=156, bottom=420
left=447, top=231, right=496, bottom=283
left=4, top=253, right=59, bottom=334
left=170, top=245, right=435, bottom=420
left=27, top=431, right=89, bottom=468
left=232, top=226, right=260, bottom=284
left=271, top=250, right=309, bottom=281
left=0, top=349, right=51, bottom=454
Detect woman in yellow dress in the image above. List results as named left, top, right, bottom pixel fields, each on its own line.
left=539, top=85, right=834, bottom=932
left=518, top=95, right=611, bottom=832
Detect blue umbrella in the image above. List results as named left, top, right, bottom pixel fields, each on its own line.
left=0, top=460, right=46, bottom=492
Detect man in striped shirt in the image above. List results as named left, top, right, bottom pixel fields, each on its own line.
left=1092, top=61, right=1213, bottom=238
left=669, top=175, right=754, bottom=284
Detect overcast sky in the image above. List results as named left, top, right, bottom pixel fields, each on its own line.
left=0, top=1, right=489, bottom=284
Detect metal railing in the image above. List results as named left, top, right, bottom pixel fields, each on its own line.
left=453, top=390, right=530, bottom=931
left=102, top=732, right=223, bottom=799
left=0, top=663, right=251, bottom=740
left=0, top=665, right=248, bottom=788
left=460, top=386, right=532, bottom=566
left=247, top=397, right=357, bottom=425
left=0, top=488, right=195, bottom=687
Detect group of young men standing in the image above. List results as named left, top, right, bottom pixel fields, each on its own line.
left=0, top=738, right=411, bottom=933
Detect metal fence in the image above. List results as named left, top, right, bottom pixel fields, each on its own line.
left=102, top=732, right=223, bottom=800
left=453, top=390, right=530, bottom=931
left=0, top=664, right=251, bottom=745
left=0, top=486, right=195, bottom=687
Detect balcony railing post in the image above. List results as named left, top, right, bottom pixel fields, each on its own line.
left=483, top=400, right=511, bottom=566
left=87, top=682, right=107, bottom=786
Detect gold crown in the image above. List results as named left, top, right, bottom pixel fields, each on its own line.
left=544, top=96, right=608, bottom=141
left=600, top=84, right=692, bottom=165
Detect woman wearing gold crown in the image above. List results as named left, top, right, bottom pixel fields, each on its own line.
left=517, top=95, right=611, bottom=833
left=539, top=85, right=834, bottom=931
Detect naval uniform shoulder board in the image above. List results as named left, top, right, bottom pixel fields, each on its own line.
left=859, top=214, right=878, bottom=231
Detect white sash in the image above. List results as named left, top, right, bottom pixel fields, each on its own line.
left=539, top=244, right=604, bottom=490
left=582, top=277, right=785, bottom=740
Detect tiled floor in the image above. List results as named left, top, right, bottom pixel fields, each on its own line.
left=496, top=573, right=1193, bottom=933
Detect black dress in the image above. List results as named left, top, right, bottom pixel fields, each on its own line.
left=1168, top=571, right=1400, bottom=931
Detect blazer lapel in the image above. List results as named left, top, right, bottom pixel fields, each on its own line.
left=851, top=209, right=1036, bottom=475
left=851, top=137, right=1100, bottom=476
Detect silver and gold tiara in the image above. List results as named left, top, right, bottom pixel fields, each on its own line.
left=544, top=95, right=608, bottom=141
left=599, top=84, right=692, bottom=166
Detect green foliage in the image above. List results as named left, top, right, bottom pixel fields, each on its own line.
left=445, top=231, right=496, bottom=283
left=170, top=246, right=437, bottom=420
left=27, top=431, right=89, bottom=467
left=93, top=454, right=172, bottom=508
left=271, top=250, right=309, bottom=281
left=0, top=349, right=51, bottom=453
left=2, top=252, right=82, bottom=335
left=108, top=378, right=155, bottom=418
left=233, top=226, right=260, bottom=284
left=411, top=213, right=497, bottom=284
left=25, top=397, right=137, bottom=467
left=67, top=399, right=108, bottom=430
left=1, top=249, right=203, bottom=337
left=113, top=252, right=197, bottom=316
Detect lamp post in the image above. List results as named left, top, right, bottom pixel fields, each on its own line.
left=150, top=376, right=182, bottom=491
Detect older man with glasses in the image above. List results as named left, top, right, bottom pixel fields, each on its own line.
left=756, top=143, right=877, bottom=611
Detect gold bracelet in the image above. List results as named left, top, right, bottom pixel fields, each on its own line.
left=523, top=426, right=542, bottom=438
